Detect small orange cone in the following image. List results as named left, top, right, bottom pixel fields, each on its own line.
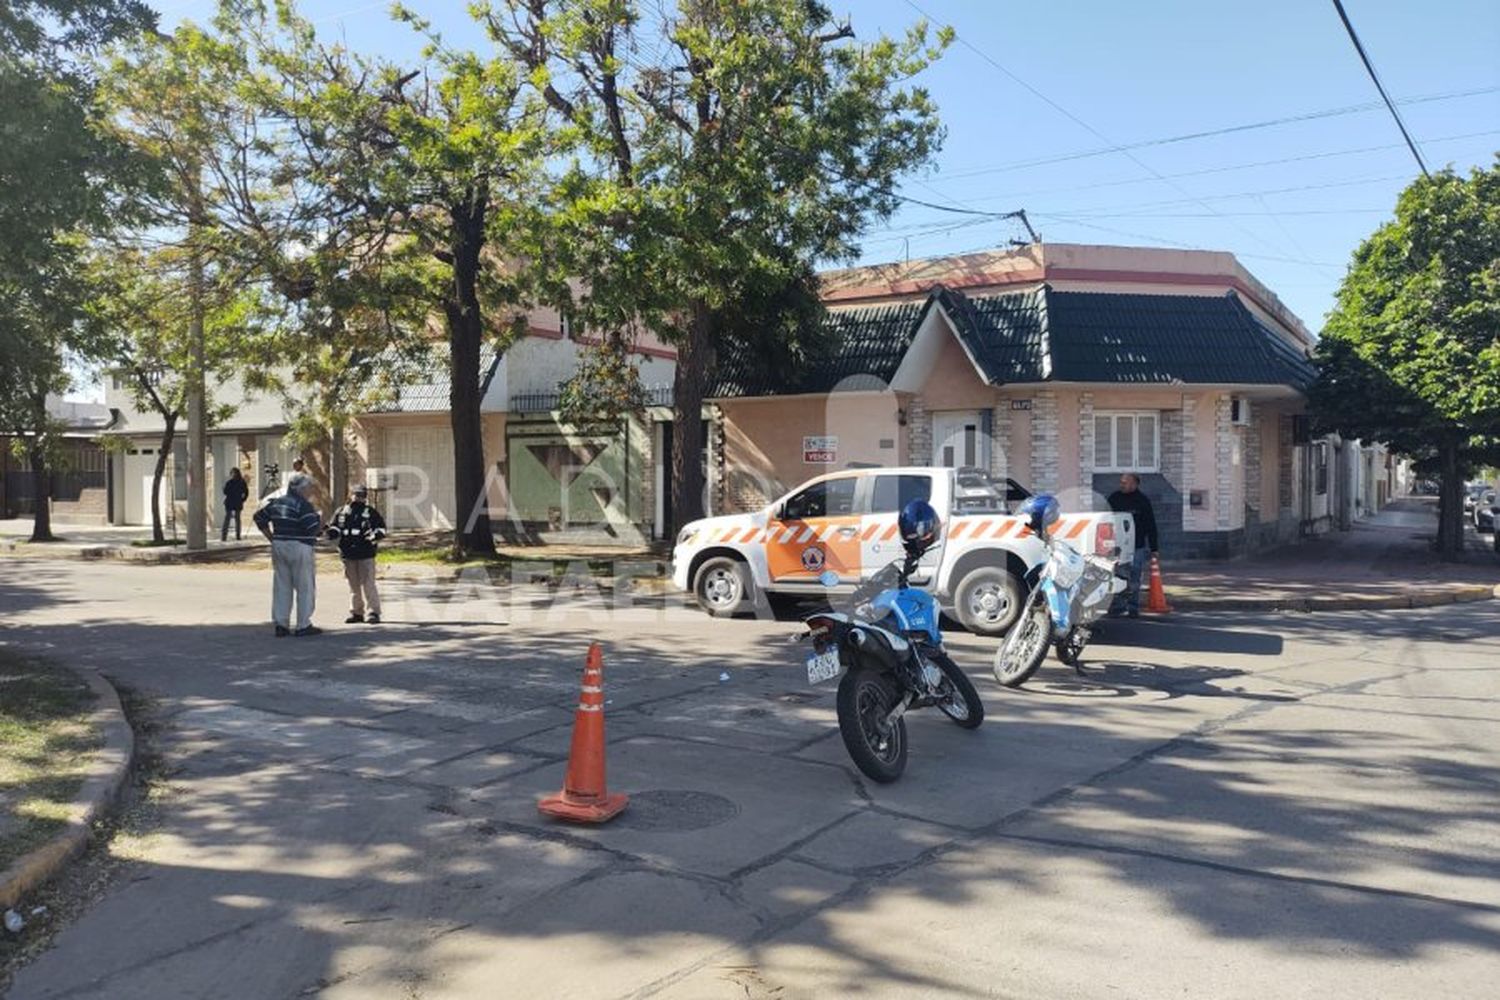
left=538, top=642, right=629, bottom=824
left=1143, top=555, right=1172, bottom=614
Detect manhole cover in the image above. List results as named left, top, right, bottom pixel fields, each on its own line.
left=614, top=790, right=739, bottom=832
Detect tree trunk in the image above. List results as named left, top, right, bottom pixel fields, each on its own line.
left=443, top=193, right=496, bottom=558
left=329, top=419, right=348, bottom=514
left=670, top=299, right=713, bottom=533
left=27, top=441, right=53, bottom=542
left=1436, top=438, right=1463, bottom=560
left=151, top=414, right=178, bottom=544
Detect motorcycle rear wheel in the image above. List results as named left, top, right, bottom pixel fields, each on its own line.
left=836, top=669, right=908, bottom=783
left=929, top=650, right=984, bottom=729
left=993, top=593, right=1050, bottom=688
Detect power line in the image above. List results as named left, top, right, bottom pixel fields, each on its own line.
left=935, top=85, right=1495, bottom=181
left=1330, top=0, right=1431, bottom=178
left=874, top=130, right=1500, bottom=222
left=901, top=0, right=1299, bottom=262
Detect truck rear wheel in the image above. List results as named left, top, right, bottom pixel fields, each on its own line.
left=952, top=565, right=1023, bottom=636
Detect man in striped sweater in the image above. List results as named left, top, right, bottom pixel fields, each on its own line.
left=253, top=473, right=324, bottom=636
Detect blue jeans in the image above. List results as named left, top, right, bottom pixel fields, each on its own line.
left=1117, top=546, right=1151, bottom=614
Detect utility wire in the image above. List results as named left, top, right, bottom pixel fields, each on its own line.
left=935, top=84, right=1494, bottom=181
left=1330, top=0, right=1431, bottom=178
left=901, top=0, right=1297, bottom=260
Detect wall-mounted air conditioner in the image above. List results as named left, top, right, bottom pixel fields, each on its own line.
left=365, top=468, right=399, bottom=490
left=1230, top=396, right=1252, bottom=427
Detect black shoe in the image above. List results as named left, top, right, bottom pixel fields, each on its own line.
left=345, top=613, right=364, bottom=624
left=365, top=613, right=380, bottom=624
left=294, top=625, right=323, bottom=637
left=274, top=625, right=290, bottom=637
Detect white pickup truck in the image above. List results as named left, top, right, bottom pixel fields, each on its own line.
left=670, top=466, right=1134, bottom=635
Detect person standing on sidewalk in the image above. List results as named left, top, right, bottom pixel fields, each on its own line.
left=1107, top=472, right=1159, bottom=617
left=326, top=483, right=387, bottom=624
left=253, top=472, right=323, bottom=637
left=221, top=467, right=249, bottom=541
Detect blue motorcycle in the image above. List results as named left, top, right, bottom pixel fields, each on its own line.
left=993, top=494, right=1123, bottom=688
left=799, top=503, right=984, bottom=783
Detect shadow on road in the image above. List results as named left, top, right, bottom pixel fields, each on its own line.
left=1, top=564, right=1498, bottom=997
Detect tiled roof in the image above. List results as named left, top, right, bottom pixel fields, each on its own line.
left=710, top=299, right=925, bottom=397
left=710, top=286, right=1315, bottom=397
left=380, top=343, right=500, bottom=412
left=1043, top=290, right=1317, bottom=388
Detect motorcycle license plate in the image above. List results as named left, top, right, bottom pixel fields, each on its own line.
left=806, top=649, right=842, bottom=685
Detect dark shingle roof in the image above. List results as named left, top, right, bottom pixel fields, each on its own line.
left=710, top=299, right=925, bottom=397
left=710, top=286, right=1315, bottom=397
left=1043, top=290, right=1317, bottom=388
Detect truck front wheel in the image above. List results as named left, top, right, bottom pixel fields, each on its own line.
left=953, top=565, right=1024, bottom=636
left=693, top=556, right=755, bottom=617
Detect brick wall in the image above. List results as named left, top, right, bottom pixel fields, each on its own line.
left=1030, top=390, right=1058, bottom=493
left=1078, top=392, right=1095, bottom=509
left=906, top=396, right=931, bottom=466
left=1214, top=393, right=1233, bottom=530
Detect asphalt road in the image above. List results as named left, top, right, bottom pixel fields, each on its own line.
left=1, top=560, right=1498, bottom=999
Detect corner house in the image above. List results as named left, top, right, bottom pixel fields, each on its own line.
left=711, top=243, right=1329, bottom=560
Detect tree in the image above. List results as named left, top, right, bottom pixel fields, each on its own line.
left=1313, top=160, right=1500, bottom=558
left=239, top=2, right=551, bottom=556
left=83, top=248, right=257, bottom=541
left=0, top=0, right=154, bottom=539
left=490, top=0, right=948, bottom=530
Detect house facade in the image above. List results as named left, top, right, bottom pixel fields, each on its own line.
left=347, top=310, right=680, bottom=540
left=711, top=243, right=1336, bottom=560
left=0, top=397, right=117, bottom=524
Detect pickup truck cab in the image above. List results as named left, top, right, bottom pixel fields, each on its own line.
left=671, top=467, right=1133, bottom=635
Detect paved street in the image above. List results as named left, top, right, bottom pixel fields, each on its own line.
left=2, top=560, right=1498, bottom=998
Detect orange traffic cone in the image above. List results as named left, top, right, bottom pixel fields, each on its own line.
left=1143, top=555, right=1172, bottom=614
left=538, top=642, right=629, bottom=824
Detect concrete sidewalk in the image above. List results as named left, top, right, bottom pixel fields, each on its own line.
left=1165, top=498, right=1500, bottom=610
left=0, top=519, right=266, bottom=563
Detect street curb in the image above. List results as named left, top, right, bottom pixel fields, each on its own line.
left=1169, top=583, right=1500, bottom=613
left=0, top=671, right=135, bottom=911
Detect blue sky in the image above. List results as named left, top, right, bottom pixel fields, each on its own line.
left=159, top=0, right=1500, bottom=333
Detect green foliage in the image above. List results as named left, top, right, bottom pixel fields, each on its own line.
left=1313, top=159, right=1500, bottom=553
left=1313, top=160, right=1500, bottom=465
left=488, top=0, right=948, bottom=526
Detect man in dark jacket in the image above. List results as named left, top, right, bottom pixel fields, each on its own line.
left=326, top=483, right=387, bottom=623
left=253, top=473, right=323, bottom=636
left=221, top=467, right=249, bottom=541
left=1107, top=473, right=1160, bottom=617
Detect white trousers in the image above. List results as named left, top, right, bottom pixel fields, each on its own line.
left=272, top=540, right=317, bottom=630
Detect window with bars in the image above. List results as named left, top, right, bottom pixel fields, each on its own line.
left=1094, top=411, right=1160, bottom=473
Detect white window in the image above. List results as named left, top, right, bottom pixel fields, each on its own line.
left=1094, top=411, right=1160, bottom=473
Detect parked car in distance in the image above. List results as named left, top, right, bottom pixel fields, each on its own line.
left=671, top=466, right=1132, bottom=636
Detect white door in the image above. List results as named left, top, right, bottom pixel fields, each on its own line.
left=932, top=411, right=989, bottom=469
left=383, top=426, right=457, bottom=529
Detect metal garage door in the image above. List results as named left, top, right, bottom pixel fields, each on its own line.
left=384, top=425, right=456, bottom=529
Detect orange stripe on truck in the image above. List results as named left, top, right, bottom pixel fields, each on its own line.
left=1065, top=520, right=1087, bottom=540
left=949, top=522, right=969, bottom=540
left=881, top=524, right=899, bottom=542
left=861, top=523, right=881, bottom=541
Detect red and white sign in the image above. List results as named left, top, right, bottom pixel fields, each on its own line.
left=802, top=435, right=838, bottom=464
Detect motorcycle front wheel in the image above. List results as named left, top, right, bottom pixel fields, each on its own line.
left=836, top=669, right=908, bottom=783
left=929, top=650, right=984, bottom=729
left=993, top=592, right=1051, bottom=688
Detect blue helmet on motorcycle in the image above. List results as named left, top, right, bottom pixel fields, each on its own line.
left=898, top=499, right=940, bottom=554
left=1017, top=493, right=1061, bottom=536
